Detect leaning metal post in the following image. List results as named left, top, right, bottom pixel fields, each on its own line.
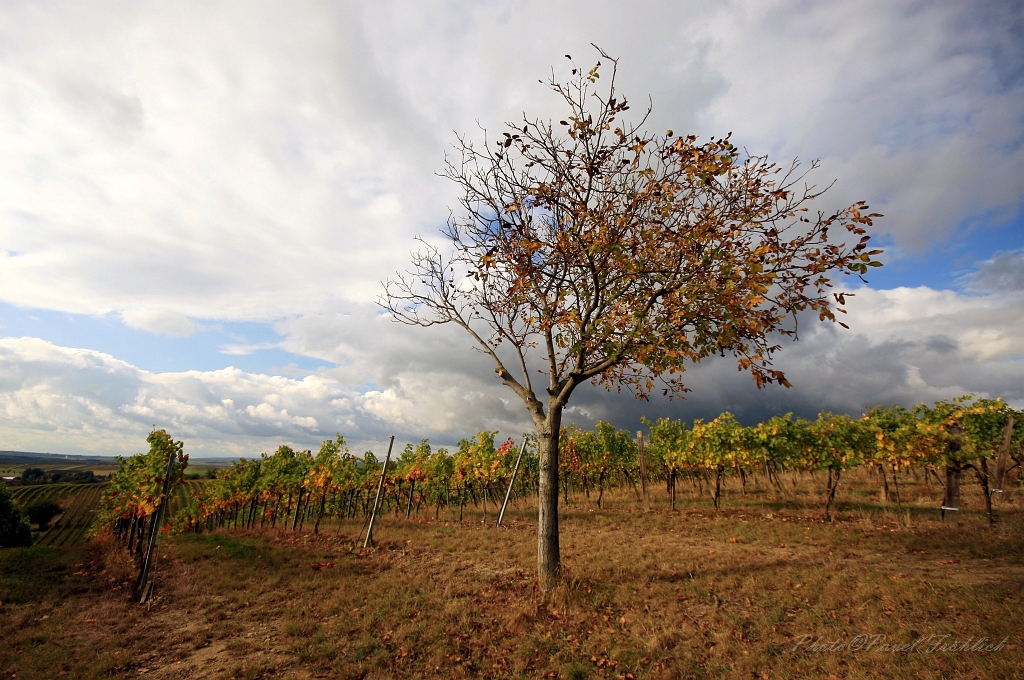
left=134, top=446, right=177, bottom=601
left=496, top=440, right=529, bottom=528
left=364, top=436, right=395, bottom=548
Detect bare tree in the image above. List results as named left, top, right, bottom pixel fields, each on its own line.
left=381, top=48, right=882, bottom=588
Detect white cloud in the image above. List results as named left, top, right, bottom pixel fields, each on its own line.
left=0, top=1, right=1022, bottom=453
left=0, top=334, right=527, bottom=456
left=0, top=337, right=350, bottom=456
left=120, top=308, right=197, bottom=337
left=838, top=286, right=1024, bottom=364
left=0, top=1, right=440, bottom=321
left=1, top=278, right=1022, bottom=456
left=1, top=1, right=1020, bottom=324
left=218, top=341, right=281, bottom=356
left=695, top=1, right=1024, bottom=247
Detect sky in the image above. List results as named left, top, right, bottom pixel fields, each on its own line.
left=1, top=0, right=1022, bottom=457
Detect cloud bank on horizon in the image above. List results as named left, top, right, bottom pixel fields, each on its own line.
left=0, top=1, right=1022, bottom=456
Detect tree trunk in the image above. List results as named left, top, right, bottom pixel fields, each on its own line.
left=291, top=489, right=304, bottom=531
left=993, top=416, right=1014, bottom=493
left=536, top=411, right=562, bottom=590
left=890, top=465, right=902, bottom=513
left=406, top=480, right=416, bottom=519
left=942, top=467, right=960, bottom=521
left=622, top=469, right=640, bottom=500
left=713, top=467, right=723, bottom=511
left=136, top=515, right=148, bottom=560
left=877, top=464, right=890, bottom=503
left=314, top=491, right=328, bottom=534
left=127, top=515, right=138, bottom=553
left=976, top=458, right=994, bottom=526
left=637, top=431, right=649, bottom=511
left=824, top=467, right=841, bottom=522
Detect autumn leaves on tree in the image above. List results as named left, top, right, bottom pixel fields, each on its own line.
left=381, top=47, right=882, bottom=588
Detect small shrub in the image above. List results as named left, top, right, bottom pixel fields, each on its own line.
left=0, top=484, right=32, bottom=547
left=27, top=500, right=63, bottom=530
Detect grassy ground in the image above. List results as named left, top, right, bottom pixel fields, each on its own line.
left=1, top=469, right=1021, bottom=679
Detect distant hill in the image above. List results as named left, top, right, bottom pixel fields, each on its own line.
left=0, top=450, right=118, bottom=465
left=0, top=450, right=234, bottom=476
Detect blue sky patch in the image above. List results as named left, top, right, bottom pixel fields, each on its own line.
left=0, top=303, right=332, bottom=375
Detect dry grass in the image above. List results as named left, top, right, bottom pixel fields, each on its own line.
left=1, top=468, right=1022, bottom=679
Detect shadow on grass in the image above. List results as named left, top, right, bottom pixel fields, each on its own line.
left=174, top=532, right=260, bottom=561
left=0, top=542, right=97, bottom=604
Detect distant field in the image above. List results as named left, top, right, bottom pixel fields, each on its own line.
left=0, top=450, right=232, bottom=479
left=169, top=479, right=209, bottom=517
left=0, top=450, right=122, bottom=477
left=8, top=483, right=107, bottom=547
left=6, top=480, right=209, bottom=547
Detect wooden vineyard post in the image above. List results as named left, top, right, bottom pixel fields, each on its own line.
left=941, top=466, right=960, bottom=521
left=890, top=465, right=903, bottom=513
left=363, top=436, right=394, bottom=548
left=134, top=445, right=177, bottom=602
left=496, top=440, right=528, bottom=528
left=992, top=416, right=1014, bottom=496
left=637, top=431, right=650, bottom=512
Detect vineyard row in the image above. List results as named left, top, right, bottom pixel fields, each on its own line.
left=93, top=395, right=1022, bottom=553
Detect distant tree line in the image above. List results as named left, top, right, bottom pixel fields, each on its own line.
left=14, top=468, right=100, bottom=486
